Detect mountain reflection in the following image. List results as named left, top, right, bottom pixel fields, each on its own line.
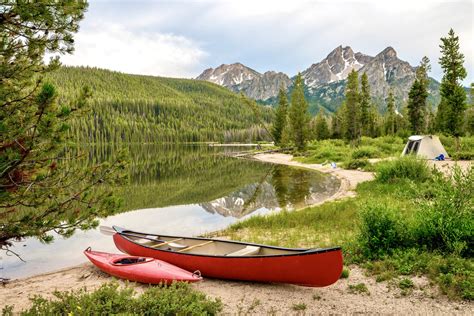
left=200, top=165, right=340, bottom=218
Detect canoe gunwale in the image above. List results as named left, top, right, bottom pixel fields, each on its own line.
left=113, top=226, right=342, bottom=259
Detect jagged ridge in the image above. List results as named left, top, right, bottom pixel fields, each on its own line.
left=197, top=46, right=441, bottom=113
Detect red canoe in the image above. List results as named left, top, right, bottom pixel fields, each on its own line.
left=110, top=226, right=343, bottom=287
left=84, top=248, right=202, bottom=284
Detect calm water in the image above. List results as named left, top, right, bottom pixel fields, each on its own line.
left=0, top=144, right=340, bottom=279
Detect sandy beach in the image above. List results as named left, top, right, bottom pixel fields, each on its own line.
left=1, top=154, right=472, bottom=314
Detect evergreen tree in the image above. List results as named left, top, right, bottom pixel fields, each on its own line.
left=331, top=102, right=345, bottom=139
left=407, top=57, right=430, bottom=134
left=426, top=109, right=437, bottom=134
left=385, top=89, right=396, bottom=135
left=438, top=29, right=467, bottom=144
left=343, top=70, right=360, bottom=142
left=367, top=106, right=382, bottom=137
left=272, top=87, right=289, bottom=145
left=466, top=83, right=474, bottom=135
left=313, top=110, right=330, bottom=140
left=359, top=72, right=371, bottom=136
left=0, top=1, right=124, bottom=242
left=280, top=115, right=292, bottom=146
left=288, top=73, right=310, bottom=150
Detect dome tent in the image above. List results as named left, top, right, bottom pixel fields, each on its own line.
left=401, top=135, right=449, bottom=159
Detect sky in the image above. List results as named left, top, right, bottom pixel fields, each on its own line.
left=61, top=0, right=474, bottom=85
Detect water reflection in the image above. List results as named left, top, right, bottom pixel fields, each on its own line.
left=0, top=144, right=340, bottom=279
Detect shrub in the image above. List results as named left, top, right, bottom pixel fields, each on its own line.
left=451, top=151, right=474, bottom=160
left=375, top=156, right=431, bottom=183
left=398, top=278, right=414, bottom=289
left=344, top=158, right=370, bottom=170
left=351, top=146, right=380, bottom=159
left=357, top=203, right=409, bottom=259
left=414, top=166, right=473, bottom=257
left=3, top=282, right=223, bottom=315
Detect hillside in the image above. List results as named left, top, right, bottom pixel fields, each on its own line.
left=47, top=67, right=273, bottom=143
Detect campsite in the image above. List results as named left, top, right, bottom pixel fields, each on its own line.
left=1, top=1, right=473, bottom=315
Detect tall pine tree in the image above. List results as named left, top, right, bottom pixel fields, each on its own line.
left=359, top=72, right=372, bottom=136
left=407, top=56, right=430, bottom=134
left=465, top=83, right=474, bottom=135
left=385, top=89, right=396, bottom=135
left=437, top=29, right=467, bottom=145
left=313, top=110, right=330, bottom=140
left=289, top=73, right=310, bottom=150
left=343, top=70, right=360, bottom=142
left=272, top=86, right=289, bottom=145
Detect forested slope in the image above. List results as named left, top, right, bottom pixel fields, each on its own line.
left=48, top=67, right=273, bottom=143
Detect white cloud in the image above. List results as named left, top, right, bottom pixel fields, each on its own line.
left=60, top=22, right=207, bottom=78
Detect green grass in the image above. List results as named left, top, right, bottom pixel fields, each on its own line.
left=218, top=158, right=473, bottom=300
left=291, top=303, right=307, bottom=311
left=340, top=268, right=350, bottom=279
left=299, top=136, right=406, bottom=166
left=2, top=282, right=222, bottom=316
left=348, top=283, right=370, bottom=295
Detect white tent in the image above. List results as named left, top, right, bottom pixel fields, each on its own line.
left=401, top=135, right=449, bottom=159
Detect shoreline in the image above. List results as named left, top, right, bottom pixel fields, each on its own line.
left=2, top=154, right=472, bottom=314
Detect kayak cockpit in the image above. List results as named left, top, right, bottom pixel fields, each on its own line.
left=112, top=257, right=152, bottom=265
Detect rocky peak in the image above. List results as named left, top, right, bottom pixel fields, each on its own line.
left=196, top=63, right=291, bottom=101
left=301, top=45, right=366, bottom=89
left=196, top=63, right=260, bottom=87
left=377, top=46, right=397, bottom=59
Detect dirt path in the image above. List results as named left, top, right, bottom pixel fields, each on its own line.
left=1, top=154, right=472, bottom=314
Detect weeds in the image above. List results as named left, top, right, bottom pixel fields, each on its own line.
left=340, top=268, right=350, bottom=279
left=2, top=282, right=222, bottom=315
left=291, top=303, right=307, bottom=311
left=348, top=283, right=370, bottom=295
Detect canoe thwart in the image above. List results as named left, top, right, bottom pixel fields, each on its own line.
left=178, top=240, right=213, bottom=253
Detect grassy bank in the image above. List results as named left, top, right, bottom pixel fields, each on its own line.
left=296, top=136, right=474, bottom=170
left=219, top=157, right=473, bottom=300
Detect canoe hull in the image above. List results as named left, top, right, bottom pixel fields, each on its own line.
left=113, top=234, right=343, bottom=287
left=84, top=249, right=202, bottom=284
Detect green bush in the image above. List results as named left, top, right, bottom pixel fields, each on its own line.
left=451, top=151, right=474, bottom=160
left=344, top=158, right=370, bottom=170
left=304, top=141, right=348, bottom=163
left=351, top=146, right=380, bottom=159
left=375, top=156, right=431, bottom=183
left=357, top=203, right=409, bottom=259
left=2, top=282, right=222, bottom=315
left=414, top=166, right=473, bottom=257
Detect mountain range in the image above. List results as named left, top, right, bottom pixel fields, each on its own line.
left=197, top=46, right=441, bottom=114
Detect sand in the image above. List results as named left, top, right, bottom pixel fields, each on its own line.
left=1, top=154, right=472, bottom=314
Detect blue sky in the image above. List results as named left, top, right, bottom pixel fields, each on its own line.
left=62, top=0, right=473, bottom=85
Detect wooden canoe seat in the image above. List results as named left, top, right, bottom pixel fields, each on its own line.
left=227, top=246, right=260, bottom=256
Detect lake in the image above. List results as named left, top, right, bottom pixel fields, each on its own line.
left=0, top=144, right=340, bottom=279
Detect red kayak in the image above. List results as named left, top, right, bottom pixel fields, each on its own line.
left=109, top=226, right=343, bottom=287
left=84, top=248, right=202, bottom=284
